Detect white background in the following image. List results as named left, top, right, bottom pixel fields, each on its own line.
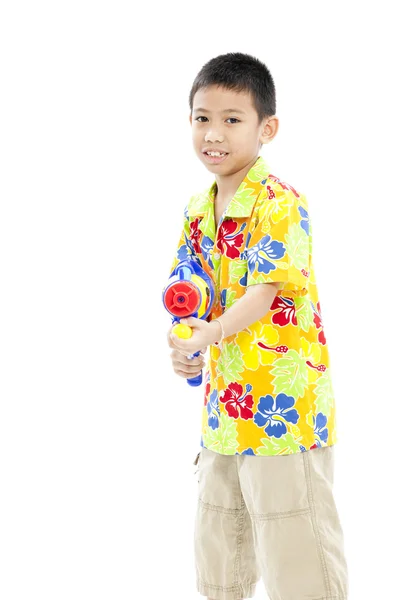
left=1, top=1, right=399, bottom=598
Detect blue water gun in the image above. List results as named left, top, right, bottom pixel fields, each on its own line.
left=162, top=258, right=215, bottom=387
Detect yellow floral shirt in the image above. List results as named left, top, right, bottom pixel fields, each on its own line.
left=168, top=155, right=337, bottom=456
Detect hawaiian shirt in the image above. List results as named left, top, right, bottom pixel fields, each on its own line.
left=168, top=155, right=337, bottom=456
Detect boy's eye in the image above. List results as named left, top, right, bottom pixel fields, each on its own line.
left=195, top=116, right=240, bottom=124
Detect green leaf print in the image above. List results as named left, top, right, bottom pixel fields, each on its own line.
left=293, top=297, right=313, bottom=332
left=246, top=159, right=269, bottom=183
left=229, top=186, right=257, bottom=216
left=229, top=259, right=247, bottom=284
left=225, top=289, right=237, bottom=309
left=203, top=413, right=239, bottom=454
left=270, top=349, right=308, bottom=398
left=256, top=432, right=301, bottom=455
left=199, top=210, right=215, bottom=239
left=251, top=273, right=271, bottom=285
left=214, top=260, right=221, bottom=283
left=217, top=342, right=245, bottom=385
left=188, top=191, right=209, bottom=214
left=285, top=223, right=309, bottom=271
left=314, top=370, right=334, bottom=417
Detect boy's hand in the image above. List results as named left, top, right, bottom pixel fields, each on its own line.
left=167, top=327, right=207, bottom=379
left=168, top=317, right=220, bottom=356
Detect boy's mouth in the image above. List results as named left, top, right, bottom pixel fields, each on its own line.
left=202, top=151, right=229, bottom=164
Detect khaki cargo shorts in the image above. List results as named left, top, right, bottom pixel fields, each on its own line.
left=194, top=446, right=348, bottom=600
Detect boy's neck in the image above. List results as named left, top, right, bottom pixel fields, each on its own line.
left=214, top=155, right=260, bottom=206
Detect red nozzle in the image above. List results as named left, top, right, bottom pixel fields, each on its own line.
left=164, top=280, right=200, bottom=317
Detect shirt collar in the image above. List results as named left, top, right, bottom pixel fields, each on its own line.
left=187, top=155, right=271, bottom=220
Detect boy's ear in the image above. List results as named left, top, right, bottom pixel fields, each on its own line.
left=260, top=116, right=279, bottom=145
left=189, top=113, right=192, bottom=125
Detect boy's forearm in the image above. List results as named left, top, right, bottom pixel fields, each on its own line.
left=209, top=282, right=280, bottom=343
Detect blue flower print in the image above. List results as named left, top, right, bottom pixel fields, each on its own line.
left=177, top=242, right=201, bottom=269
left=177, top=243, right=189, bottom=261
left=254, top=393, right=299, bottom=438
left=246, top=232, right=286, bottom=277
left=313, top=412, right=328, bottom=444
left=221, top=289, right=227, bottom=309
left=207, top=389, right=220, bottom=430
left=241, top=448, right=255, bottom=455
left=201, top=235, right=214, bottom=269
left=298, top=206, right=309, bottom=236
left=239, top=271, right=248, bottom=286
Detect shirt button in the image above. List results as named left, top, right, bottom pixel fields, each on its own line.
left=213, top=252, right=220, bottom=260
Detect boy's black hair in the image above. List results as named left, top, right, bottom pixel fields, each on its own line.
left=189, top=52, right=276, bottom=124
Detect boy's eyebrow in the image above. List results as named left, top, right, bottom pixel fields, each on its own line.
left=193, top=108, right=246, bottom=114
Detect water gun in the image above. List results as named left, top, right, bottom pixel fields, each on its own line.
left=162, top=258, right=215, bottom=387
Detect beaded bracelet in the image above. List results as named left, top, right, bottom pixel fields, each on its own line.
left=213, top=318, right=225, bottom=346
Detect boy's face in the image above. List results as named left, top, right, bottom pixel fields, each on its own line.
left=189, top=85, right=278, bottom=176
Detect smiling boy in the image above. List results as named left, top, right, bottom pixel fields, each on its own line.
left=167, top=53, right=348, bottom=600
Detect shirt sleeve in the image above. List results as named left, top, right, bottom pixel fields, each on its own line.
left=168, top=205, right=196, bottom=277
left=245, top=188, right=311, bottom=295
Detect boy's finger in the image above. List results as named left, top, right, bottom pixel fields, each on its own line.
left=166, top=331, right=174, bottom=348
left=170, top=334, right=187, bottom=352
left=178, top=354, right=205, bottom=367
left=170, top=333, right=180, bottom=344
left=176, top=369, right=202, bottom=379
left=167, top=331, right=179, bottom=345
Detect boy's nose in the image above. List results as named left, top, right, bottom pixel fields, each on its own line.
left=205, top=133, right=224, bottom=142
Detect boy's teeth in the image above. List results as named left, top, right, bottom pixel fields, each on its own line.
left=207, top=151, right=226, bottom=156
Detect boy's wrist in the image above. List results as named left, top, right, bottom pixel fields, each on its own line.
left=207, top=319, right=224, bottom=345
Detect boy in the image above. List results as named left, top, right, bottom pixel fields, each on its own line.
left=167, top=53, right=348, bottom=600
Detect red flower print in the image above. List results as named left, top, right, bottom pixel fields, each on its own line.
left=189, top=218, right=202, bottom=254
left=271, top=296, right=297, bottom=327
left=268, top=174, right=300, bottom=198
left=204, top=380, right=210, bottom=406
left=216, top=220, right=244, bottom=259
left=266, top=185, right=276, bottom=199
left=220, top=382, right=254, bottom=420
left=313, top=301, right=326, bottom=345
left=313, top=313, right=321, bottom=327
